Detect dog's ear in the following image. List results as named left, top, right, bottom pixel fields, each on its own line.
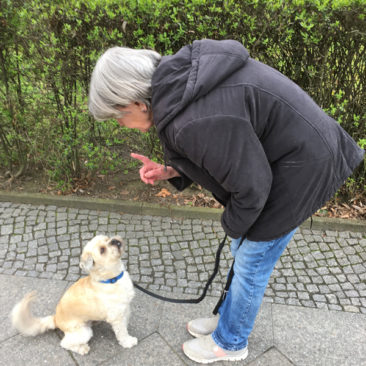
left=80, top=253, right=94, bottom=273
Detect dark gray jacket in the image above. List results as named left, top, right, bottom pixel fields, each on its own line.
left=151, top=39, right=364, bottom=241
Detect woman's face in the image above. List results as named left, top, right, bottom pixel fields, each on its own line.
left=116, top=102, right=153, bottom=133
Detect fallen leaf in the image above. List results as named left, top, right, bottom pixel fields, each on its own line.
left=352, top=204, right=363, bottom=212
left=340, top=214, right=350, bottom=219
left=155, top=188, right=171, bottom=197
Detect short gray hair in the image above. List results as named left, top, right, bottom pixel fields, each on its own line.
left=88, top=47, right=161, bottom=121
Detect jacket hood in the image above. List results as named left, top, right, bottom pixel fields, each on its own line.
left=151, top=39, right=249, bottom=133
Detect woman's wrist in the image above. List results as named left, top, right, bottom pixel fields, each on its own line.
left=167, top=166, right=181, bottom=179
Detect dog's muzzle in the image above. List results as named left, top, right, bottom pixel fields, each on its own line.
left=110, top=239, right=122, bottom=249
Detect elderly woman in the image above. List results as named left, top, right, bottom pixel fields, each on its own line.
left=89, top=39, right=364, bottom=364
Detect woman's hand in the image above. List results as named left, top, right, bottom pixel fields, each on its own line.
left=131, top=153, right=180, bottom=185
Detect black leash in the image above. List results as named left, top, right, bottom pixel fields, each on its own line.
left=212, top=236, right=245, bottom=315
left=212, top=262, right=234, bottom=315
left=133, top=234, right=229, bottom=304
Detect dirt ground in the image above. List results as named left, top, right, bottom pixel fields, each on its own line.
left=0, top=168, right=222, bottom=208
left=0, top=168, right=365, bottom=220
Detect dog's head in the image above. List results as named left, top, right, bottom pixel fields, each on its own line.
left=79, top=235, right=125, bottom=277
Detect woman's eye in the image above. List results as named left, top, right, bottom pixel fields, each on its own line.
left=100, top=247, right=106, bottom=254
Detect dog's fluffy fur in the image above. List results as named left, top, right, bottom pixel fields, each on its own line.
left=11, top=235, right=137, bottom=355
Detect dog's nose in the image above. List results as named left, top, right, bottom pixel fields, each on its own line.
left=110, top=239, right=122, bottom=248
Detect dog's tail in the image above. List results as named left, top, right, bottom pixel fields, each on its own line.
left=11, top=291, right=56, bottom=336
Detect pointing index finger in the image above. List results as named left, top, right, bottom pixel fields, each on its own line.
left=130, top=153, right=150, bottom=164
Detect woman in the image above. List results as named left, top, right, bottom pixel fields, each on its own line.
left=89, top=39, right=364, bottom=364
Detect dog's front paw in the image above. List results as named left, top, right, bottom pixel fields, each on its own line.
left=119, top=336, right=138, bottom=348
left=75, top=344, right=90, bottom=355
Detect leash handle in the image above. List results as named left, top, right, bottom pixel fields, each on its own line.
left=133, top=234, right=228, bottom=304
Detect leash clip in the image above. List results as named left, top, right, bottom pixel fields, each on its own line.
left=213, top=288, right=229, bottom=315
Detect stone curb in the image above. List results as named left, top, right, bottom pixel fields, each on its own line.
left=0, top=191, right=365, bottom=233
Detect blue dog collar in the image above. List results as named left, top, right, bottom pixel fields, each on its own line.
left=99, top=271, right=124, bottom=284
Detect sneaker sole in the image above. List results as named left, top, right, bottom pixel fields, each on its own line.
left=183, top=344, right=249, bottom=364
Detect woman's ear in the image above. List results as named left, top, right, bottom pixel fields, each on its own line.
left=134, top=101, right=148, bottom=113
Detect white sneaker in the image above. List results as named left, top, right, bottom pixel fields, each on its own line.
left=187, top=315, right=219, bottom=338
left=182, top=334, right=248, bottom=364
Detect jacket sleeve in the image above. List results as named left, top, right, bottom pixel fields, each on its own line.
left=167, top=170, right=193, bottom=191
left=175, top=115, right=273, bottom=238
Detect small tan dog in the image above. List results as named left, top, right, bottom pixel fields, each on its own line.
left=11, top=235, right=137, bottom=355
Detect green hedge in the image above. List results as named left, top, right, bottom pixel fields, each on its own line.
left=0, top=0, right=365, bottom=196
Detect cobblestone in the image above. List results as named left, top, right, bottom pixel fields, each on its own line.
left=0, top=201, right=365, bottom=313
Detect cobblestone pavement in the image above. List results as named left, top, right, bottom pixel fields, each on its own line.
left=1, top=201, right=365, bottom=314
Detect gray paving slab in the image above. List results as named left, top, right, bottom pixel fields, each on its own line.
left=246, top=347, right=294, bottom=366
left=70, top=321, right=124, bottom=366
left=272, top=304, right=366, bottom=366
left=158, top=297, right=273, bottom=365
left=129, top=290, right=165, bottom=340
left=0, top=274, right=68, bottom=342
left=101, top=332, right=186, bottom=366
left=158, top=296, right=220, bottom=365
left=244, top=302, right=274, bottom=364
left=0, top=332, right=76, bottom=366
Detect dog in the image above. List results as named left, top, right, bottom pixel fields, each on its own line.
left=11, top=235, right=137, bottom=355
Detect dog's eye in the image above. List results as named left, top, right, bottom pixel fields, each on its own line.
left=100, top=247, right=106, bottom=254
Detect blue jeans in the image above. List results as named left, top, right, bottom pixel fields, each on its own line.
left=212, top=228, right=297, bottom=351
